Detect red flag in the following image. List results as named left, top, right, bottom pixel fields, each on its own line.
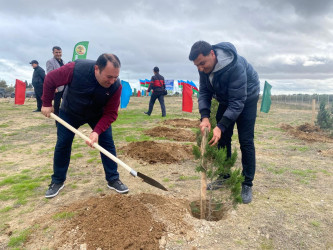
left=137, top=90, right=141, bottom=97
left=182, top=83, right=193, bottom=112
left=15, top=79, right=26, bottom=105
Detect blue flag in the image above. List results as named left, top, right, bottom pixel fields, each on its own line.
left=120, top=80, right=132, bottom=108
left=165, top=80, right=174, bottom=90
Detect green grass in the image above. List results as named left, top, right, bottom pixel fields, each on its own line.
left=310, top=221, right=320, bottom=227
left=178, top=175, right=200, bottom=181
left=0, top=123, right=10, bottom=128
left=0, top=206, right=13, bottom=213
left=71, top=153, right=84, bottom=160
left=52, top=211, right=76, bottom=220
left=0, top=174, right=49, bottom=204
left=267, top=167, right=287, bottom=175
left=125, top=134, right=151, bottom=142
left=8, top=227, right=33, bottom=248
left=0, top=144, right=15, bottom=152
left=291, top=169, right=317, bottom=178
left=87, top=158, right=97, bottom=163
left=260, top=238, right=274, bottom=250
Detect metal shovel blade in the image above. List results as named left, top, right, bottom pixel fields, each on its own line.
left=137, top=172, right=168, bottom=191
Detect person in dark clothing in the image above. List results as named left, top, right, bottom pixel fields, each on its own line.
left=189, top=41, right=260, bottom=204
left=46, top=46, right=65, bottom=119
left=41, top=53, right=129, bottom=198
left=30, top=60, right=45, bottom=112
left=144, top=66, right=166, bottom=117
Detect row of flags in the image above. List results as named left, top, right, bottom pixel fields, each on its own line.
left=140, top=79, right=199, bottom=95
left=178, top=80, right=199, bottom=94
left=15, top=40, right=272, bottom=114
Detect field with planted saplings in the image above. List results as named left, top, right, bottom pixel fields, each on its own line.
left=0, top=96, right=332, bottom=249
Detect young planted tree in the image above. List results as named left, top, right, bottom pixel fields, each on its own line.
left=316, top=98, right=332, bottom=130
left=192, top=100, right=244, bottom=220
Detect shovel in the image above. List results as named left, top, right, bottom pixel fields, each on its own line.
left=50, top=113, right=168, bottom=191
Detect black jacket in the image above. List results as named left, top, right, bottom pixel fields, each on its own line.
left=61, top=59, right=121, bottom=120
left=148, top=73, right=165, bottom=93
left=32, top=66, right=45, bottom=89
left=198, top=42, right=260, bottom=132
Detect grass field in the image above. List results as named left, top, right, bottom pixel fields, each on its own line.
left=0, top=96, right=332, bottom=249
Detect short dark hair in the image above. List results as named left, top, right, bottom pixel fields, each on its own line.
left=153, top=66, right=159, bottom=72
left=189, top=41, right=212, bottom=61
left=96, top=53, right=121, bottom=71
left=52, top=46, right=62, bottom=51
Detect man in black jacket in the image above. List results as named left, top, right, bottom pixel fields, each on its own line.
left=30, top=60, right=45, bottom=112
left=144, top=66, right=166, bottom=117
left=189, top=41, right=260, bottom=204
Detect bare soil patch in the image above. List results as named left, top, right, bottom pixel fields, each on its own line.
left=27, top=193, right=191, bottom=249
left=279, top=122, right=333, bottom=143
left=144, top=126, right=196, bottom=142
left=163, top=118, right=200, bottom=128
left=120, top=141, right=194, bottom=164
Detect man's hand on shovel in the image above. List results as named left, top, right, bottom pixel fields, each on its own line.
left=41, top=106, right=54, bottom=118
left=86, top=132, right=98, bottom=148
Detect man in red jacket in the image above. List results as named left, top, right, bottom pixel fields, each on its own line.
left=144, top=66, right=166, bottom=117
left=42, top=53, right=129, bottom=198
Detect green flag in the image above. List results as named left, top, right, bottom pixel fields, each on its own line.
left=260, top=81, right=272, bottom=113
left=72, top=41, right=89, bottom=61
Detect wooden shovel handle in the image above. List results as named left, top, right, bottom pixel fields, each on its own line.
left=50, top=113, right=136, bottom=176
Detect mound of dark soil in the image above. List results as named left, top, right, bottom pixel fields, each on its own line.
left=279, top=123, right=333, bottom=143
left=120, top=141, right=194, bottom=164
left=296, top=123, right=320, bottom=133
left=163, top=118, right=200, bottom=128
left=144, top=126, right=196, bottom=142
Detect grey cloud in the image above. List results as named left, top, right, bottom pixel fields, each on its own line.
left=0, top=0, right=332, bottom=94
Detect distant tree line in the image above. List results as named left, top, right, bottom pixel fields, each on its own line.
left=0, top=79, right=33, bottom=94
left=270, top=94, right=332, bottom=106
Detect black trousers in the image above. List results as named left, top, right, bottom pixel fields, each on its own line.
left=53, top=91, right=64, bottom=116
left=34, top=86, right=43, bottom=111
left=147, top=92, right=166, bottom=116
left=216, top=96, right=259, bottom=186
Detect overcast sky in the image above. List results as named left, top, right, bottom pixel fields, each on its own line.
left=1, top=0, right=333, bottom=94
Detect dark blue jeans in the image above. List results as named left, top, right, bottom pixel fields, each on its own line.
left=147, top=92, right=166, bottom=116
left=51, top=110, right=119, bottom=184
left=216, top=96, right=259, bottom=186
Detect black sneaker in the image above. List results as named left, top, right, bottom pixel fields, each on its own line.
left=241, top=184, right=252, bottom=204
left=206, top=174, right=230, bottom=190
left=45, top=182, right=64, bottom=198
left=33, top=109, right=41, bottom=112
left=107, top=179, right=129, bottom=194
left=207, top=178, right=226, bottom=190
left=144, top=112, right=150, bottom=116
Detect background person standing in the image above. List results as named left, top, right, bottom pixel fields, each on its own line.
left=144, top=66, right=166, bottom=117
left=30, top=60, right=45, bottom=112
left=46, top=46, right=65, bottom=118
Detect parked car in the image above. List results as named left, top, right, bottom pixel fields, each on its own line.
left=10, top=91, right=36, bottom=98
left=25, top=91, right=36, bottom=98
left=0, top=88, right=5, bottom=98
